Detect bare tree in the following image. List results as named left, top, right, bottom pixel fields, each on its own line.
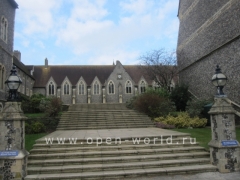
left=139, top=49, right=178, bottom=91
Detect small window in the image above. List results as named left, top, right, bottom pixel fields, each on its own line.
left=22, top=85, right=25, bottom=94
left=49, top=82, right=55, bottom=95
left=1, top=17, right=8, bottom=42
left=140, top=80, right=146, bottom=93
left=64, top=82, right=70, bottom=95
left=108, top=81, right=114, bottom=94
left=126, top=81, right=132, bottom=94
left=79, top=81, right=85, bottom=95
left=93, top=81, right=100, bottom=95
left=0, top=65, right=4, bottom=90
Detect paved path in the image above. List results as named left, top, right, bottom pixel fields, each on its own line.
left=38, top=128, right=189, bottom=140
left=128, top=172, right=240, bottom=180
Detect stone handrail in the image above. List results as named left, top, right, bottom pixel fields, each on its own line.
left=225, top=98, right=240, bottom=117
left=188, top=90, right=199, bottom=100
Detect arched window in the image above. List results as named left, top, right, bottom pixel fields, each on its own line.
left=79, top=81, right=85, bottom=95
left=49, top=82, right=55, bottom=95
left=0, top=65, right=2, bottom=89
left=93, top=81, right=100, bottom=95
left=64, top=81, right=70, bottom=95
left=1, top=17, right=8, bottom=42
left=108, top=81, right=114, bottom=94
left=140, top=80, right=146, bottom=93
left=126, top=80, right=132, bottom=94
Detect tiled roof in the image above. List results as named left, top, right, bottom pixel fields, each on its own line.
left=30, top=65, right=115, bottom=87
left=28, top=65, right=153, bottom=88
left=124, top=65, right=152, bottom=85
left=13, top=57, right=35, bottom=80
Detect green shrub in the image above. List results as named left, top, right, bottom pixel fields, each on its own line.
left=170, top=84, right=190, bottom=111
left=31, top=122, right=46, bottom=134
left=44, top=97, right=62, bottom=117
left=145, top=88, right=170, bottom=98
left=186, top=99, right=213, bottom=118
left=25, top=123, right=33, bottom=134
left=154, top=112, right=207, bottom=128
left=126, top=96, right=137, bottom=109
left=133, top=93, right=175, bottom=118
left=22, top=93, right=45, bottom=113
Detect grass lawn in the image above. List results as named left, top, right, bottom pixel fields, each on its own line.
left=174, top=127, right=240, bottom=150
left=25, top=133, right=47, bottom=151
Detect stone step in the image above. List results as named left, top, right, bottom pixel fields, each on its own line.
left=30, top=143, right=200, bottom=153
left=30, top=145, right=205, bottom=156
left=34, top=135, right=191, bottom=145
left=57, top=125, right=153, bottom=130
left=25, top=164, right=217, bottom=179
left=28, top=148, right=207, bottom=160
left=58, top=121, right=153, bottom=127
left=27, top=158, right=210, bottom=174
left=27, top=152, right=210, bottom=166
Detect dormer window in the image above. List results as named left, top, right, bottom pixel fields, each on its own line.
left=49, top=82, right=55, bottom=95
left=64, top=82, right=70, bottom=95
left=79, top=81, right=85, bottom=95
left=140, top=80, right=146, bottom=93
left=93, top=81, right=100, bottom=95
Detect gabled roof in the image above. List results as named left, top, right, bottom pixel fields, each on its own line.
left=30, top=65, right=115, bottom=87
left=13, top=57, right=35, bottom=80
left=124, top=65, right=152, bottom=85
left=28, top=65, right=153, bottom=88
left=8, top=0, right=18, bottom=9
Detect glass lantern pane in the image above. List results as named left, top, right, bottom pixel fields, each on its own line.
left=8, top=82, right=19, bottom=90
left=212, top=74, right=218, bottom=86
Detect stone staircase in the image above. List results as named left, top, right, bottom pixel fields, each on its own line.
left=25, top=103, right=216, bottom=179
left=57, top=103, right=154, bottom=130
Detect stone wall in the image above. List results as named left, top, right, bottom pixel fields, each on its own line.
left=0, top=0, right=16, bottom=103
left=177, top=0, right=240, bottom=103
left=106, top=61, right=135, bottom=103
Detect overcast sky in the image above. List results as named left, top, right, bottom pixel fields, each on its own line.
left=14, top=0, right=179, bottom=65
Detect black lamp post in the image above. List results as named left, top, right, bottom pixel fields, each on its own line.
left=5, top=66, right=22, bottom=101
left=211, top=65, right=227, bottom=96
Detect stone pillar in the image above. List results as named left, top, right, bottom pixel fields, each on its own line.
left=135, top=87, right=138, bottom=96
left=72, top=88, right=76, bottom=104
left=87, top=88, right=91, bottom=104
left=102, top=88, right=106, bottom=103
left=57, top=88, right=60, bottom=98
left=119, top=95, right=122, bottom=103
left=208, top=97, right=240, bottom=172
left=0, top=102, right=29, bottom=179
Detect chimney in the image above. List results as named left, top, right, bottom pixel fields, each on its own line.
left=30, top=66, right=34, bottom=76
left=45, top=58, right=48, bottom=68
left=14, top=50, right=21, bottom=61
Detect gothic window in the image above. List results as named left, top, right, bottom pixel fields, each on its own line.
left=126, top=80, right=132, bottom=94
left=153, top=81, right=160, bottom=90
left=64, top=81, right=70, bottom=95
left=140, top=80, right=146, bottom=93
left=1, top=17, right=8, bottom=42
left=22, top=85, right=25, bottom=94
left=49, top=82, right=55, bottom=95
left=79, top=81, right=85, bottom=95
left=93, top=81, right=100, bottom=95
left=108, top=81, right=114, bottom=94
left=0, top=65, right=5, bottom=90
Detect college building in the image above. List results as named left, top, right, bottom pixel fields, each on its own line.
left=0, top=0, right=177, bottom=106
